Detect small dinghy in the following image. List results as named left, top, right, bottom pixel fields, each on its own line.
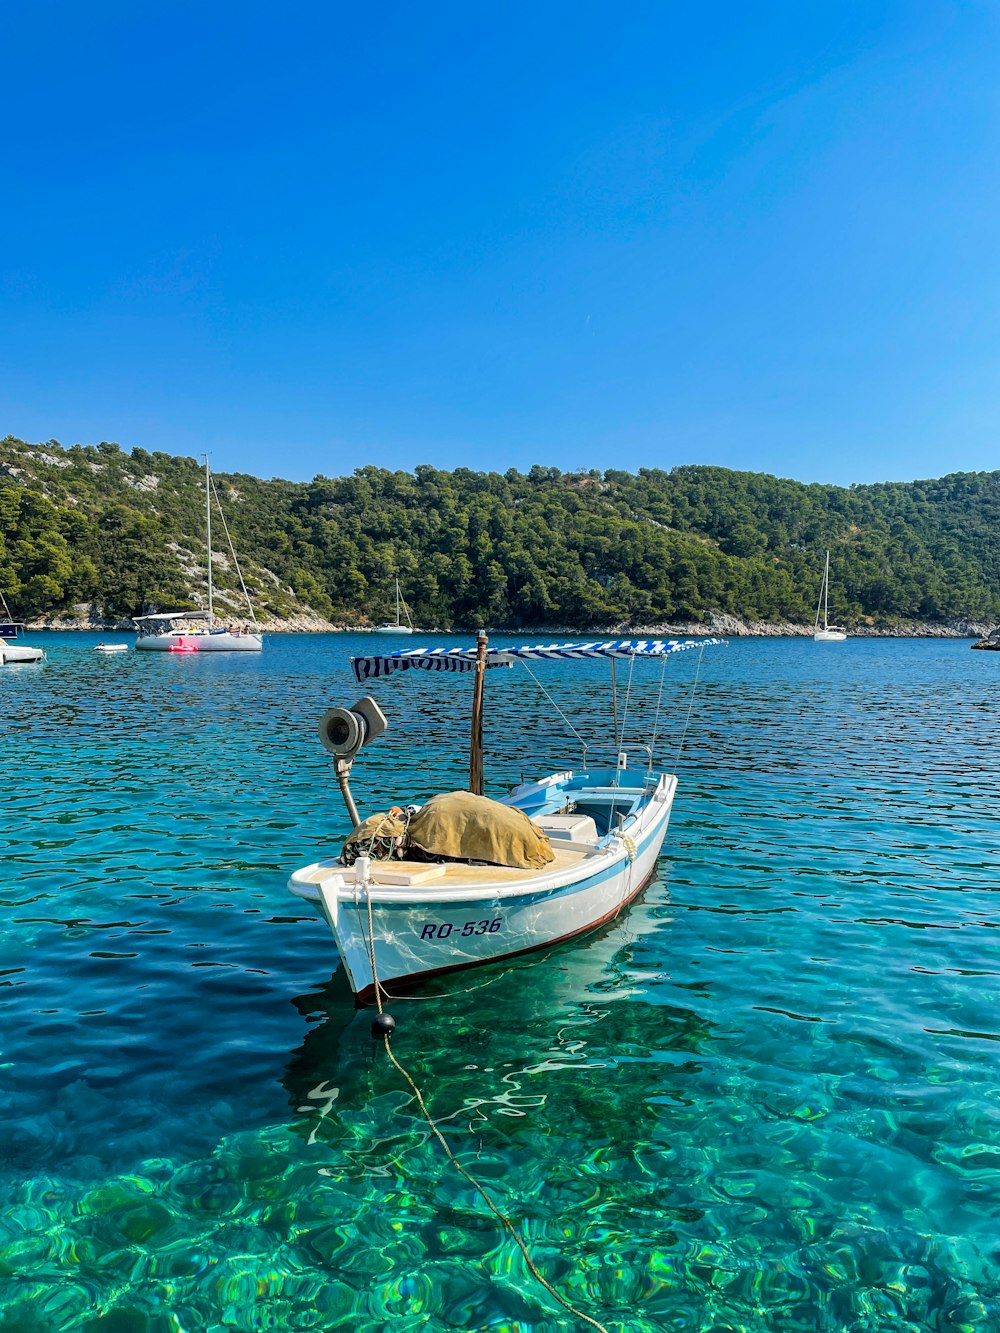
left=289, top=635, right=724, bottom=1003
left=95, top=643, right=129, bottom=653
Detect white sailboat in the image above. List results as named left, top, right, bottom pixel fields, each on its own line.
left=374, top=579, right=415, bottom=635
left=134, top=457, right=263, bottom=653
left=0, top=593, right=44, bottom=665
left=288, top=634, right=725, bottom=1003
left=814, top=550, right=848, bottom=642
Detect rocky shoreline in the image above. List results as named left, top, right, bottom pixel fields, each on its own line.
left=21, top=611, right=991, bottom=638
left=632, top=614, right=990, bottom=639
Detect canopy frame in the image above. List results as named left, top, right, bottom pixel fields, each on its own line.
left=350, top=636, right=726, bottom=794
left=351, top=637, right=725, bottom=683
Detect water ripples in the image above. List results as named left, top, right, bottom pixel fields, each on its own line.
left=2, top=633, right=999, bottom=1329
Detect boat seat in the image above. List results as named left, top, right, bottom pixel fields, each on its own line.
left=533, top=813, right=599, bottom=845
left=569, top=788, right=645, bottom=807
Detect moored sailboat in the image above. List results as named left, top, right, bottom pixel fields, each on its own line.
left=373, top=579, right=417, bottom=634
left=135, top=457, right=262, bottom=653
left=814, top=550, right=848, bottom=642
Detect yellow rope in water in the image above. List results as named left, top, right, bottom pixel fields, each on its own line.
left=363, top=883, right=611, bottom=1333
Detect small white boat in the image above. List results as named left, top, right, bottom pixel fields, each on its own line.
left=135, top=456, right=262, bottom=653
left=0, top=597, right=44, bottom=665
left=373, top=579, right=417, bottom=635
left=289, top=635, right=724, bottom=1003
left=94, top=643, right=129, bottom=654
left=1, top=636, right=44, bottom=665
left=814, top=550, right=848, bottom=642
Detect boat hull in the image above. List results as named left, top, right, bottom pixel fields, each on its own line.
left=290, top=771, right=675, bottom=1002
left=135, top=632, right=262, bottom=652
left=814, top=630, right=847, bottom=641
left=1, top=640, right=44, bottom=664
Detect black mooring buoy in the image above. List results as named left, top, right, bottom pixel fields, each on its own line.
left=371, top=1011, right=396, bottom=1039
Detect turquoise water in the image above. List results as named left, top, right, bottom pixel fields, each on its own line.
left=2, top=632, right=999, bottom=1331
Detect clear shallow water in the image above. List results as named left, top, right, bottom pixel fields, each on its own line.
left=2, top=632, right=999, bottom=1331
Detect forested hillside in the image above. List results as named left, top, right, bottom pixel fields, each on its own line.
left=2, top=435, right=999, bottom=629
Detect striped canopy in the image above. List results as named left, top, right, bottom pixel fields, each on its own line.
left=351, top=637, right=725, bottom=682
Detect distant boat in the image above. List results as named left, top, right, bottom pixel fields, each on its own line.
left=0, top=593, right=43, bottom=665
left=374, top=579, right=417, bottom=635
left=814, top=551, right=848, bottom=642
left=134, top=457, right=263, bottom=653
left=95, top=643, right=129, bottom=654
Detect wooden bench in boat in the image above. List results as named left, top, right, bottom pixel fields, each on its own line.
left=570, top=787, right=647, bottom=804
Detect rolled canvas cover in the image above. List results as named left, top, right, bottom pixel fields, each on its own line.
left=407, top=791, right=555, bottom=870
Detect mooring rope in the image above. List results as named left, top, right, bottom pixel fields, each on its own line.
left=361, top=880, right=611, bottom=1332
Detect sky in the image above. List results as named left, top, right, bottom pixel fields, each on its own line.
left=2, top=1, right=999, bottom=486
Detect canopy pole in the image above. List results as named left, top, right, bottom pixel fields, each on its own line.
left=469, top=630, right=488, bottom=795
left=610, top=658, right=619, bottom=748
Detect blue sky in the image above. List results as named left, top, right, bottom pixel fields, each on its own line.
left=2, top=1, right=999, bottom=485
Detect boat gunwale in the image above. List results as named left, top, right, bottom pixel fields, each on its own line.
left=289, top=772, right=674, bottom=906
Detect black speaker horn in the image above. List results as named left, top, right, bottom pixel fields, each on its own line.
left=318, top=696, right=388, bottom=762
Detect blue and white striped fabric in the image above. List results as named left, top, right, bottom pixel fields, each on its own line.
left=351, top=637, right=725, bottom=683
left=352, top=646, right=491, bottom=681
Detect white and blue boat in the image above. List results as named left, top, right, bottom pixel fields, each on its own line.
left=288, top=635, right=724, bottom=1004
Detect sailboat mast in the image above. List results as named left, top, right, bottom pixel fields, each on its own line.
left=204, top=454, right=214, bottom=628
left=823, top=550, right=830, bottom=632
left=395, top=579, right=400, bottom=629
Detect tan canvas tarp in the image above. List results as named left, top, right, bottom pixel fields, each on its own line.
left=407, top=791, right=555, bottom=869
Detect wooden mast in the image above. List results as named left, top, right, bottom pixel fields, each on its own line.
left=469, top=630, right=488, bottom=795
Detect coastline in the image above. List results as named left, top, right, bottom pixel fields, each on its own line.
left=22, top=612, right=991, bottom=638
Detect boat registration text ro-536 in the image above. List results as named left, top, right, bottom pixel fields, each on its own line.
left=420, top=918, right=502, bottom=940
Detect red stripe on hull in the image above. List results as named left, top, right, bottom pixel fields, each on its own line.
left=353, top=861, right=661, bottom=1007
